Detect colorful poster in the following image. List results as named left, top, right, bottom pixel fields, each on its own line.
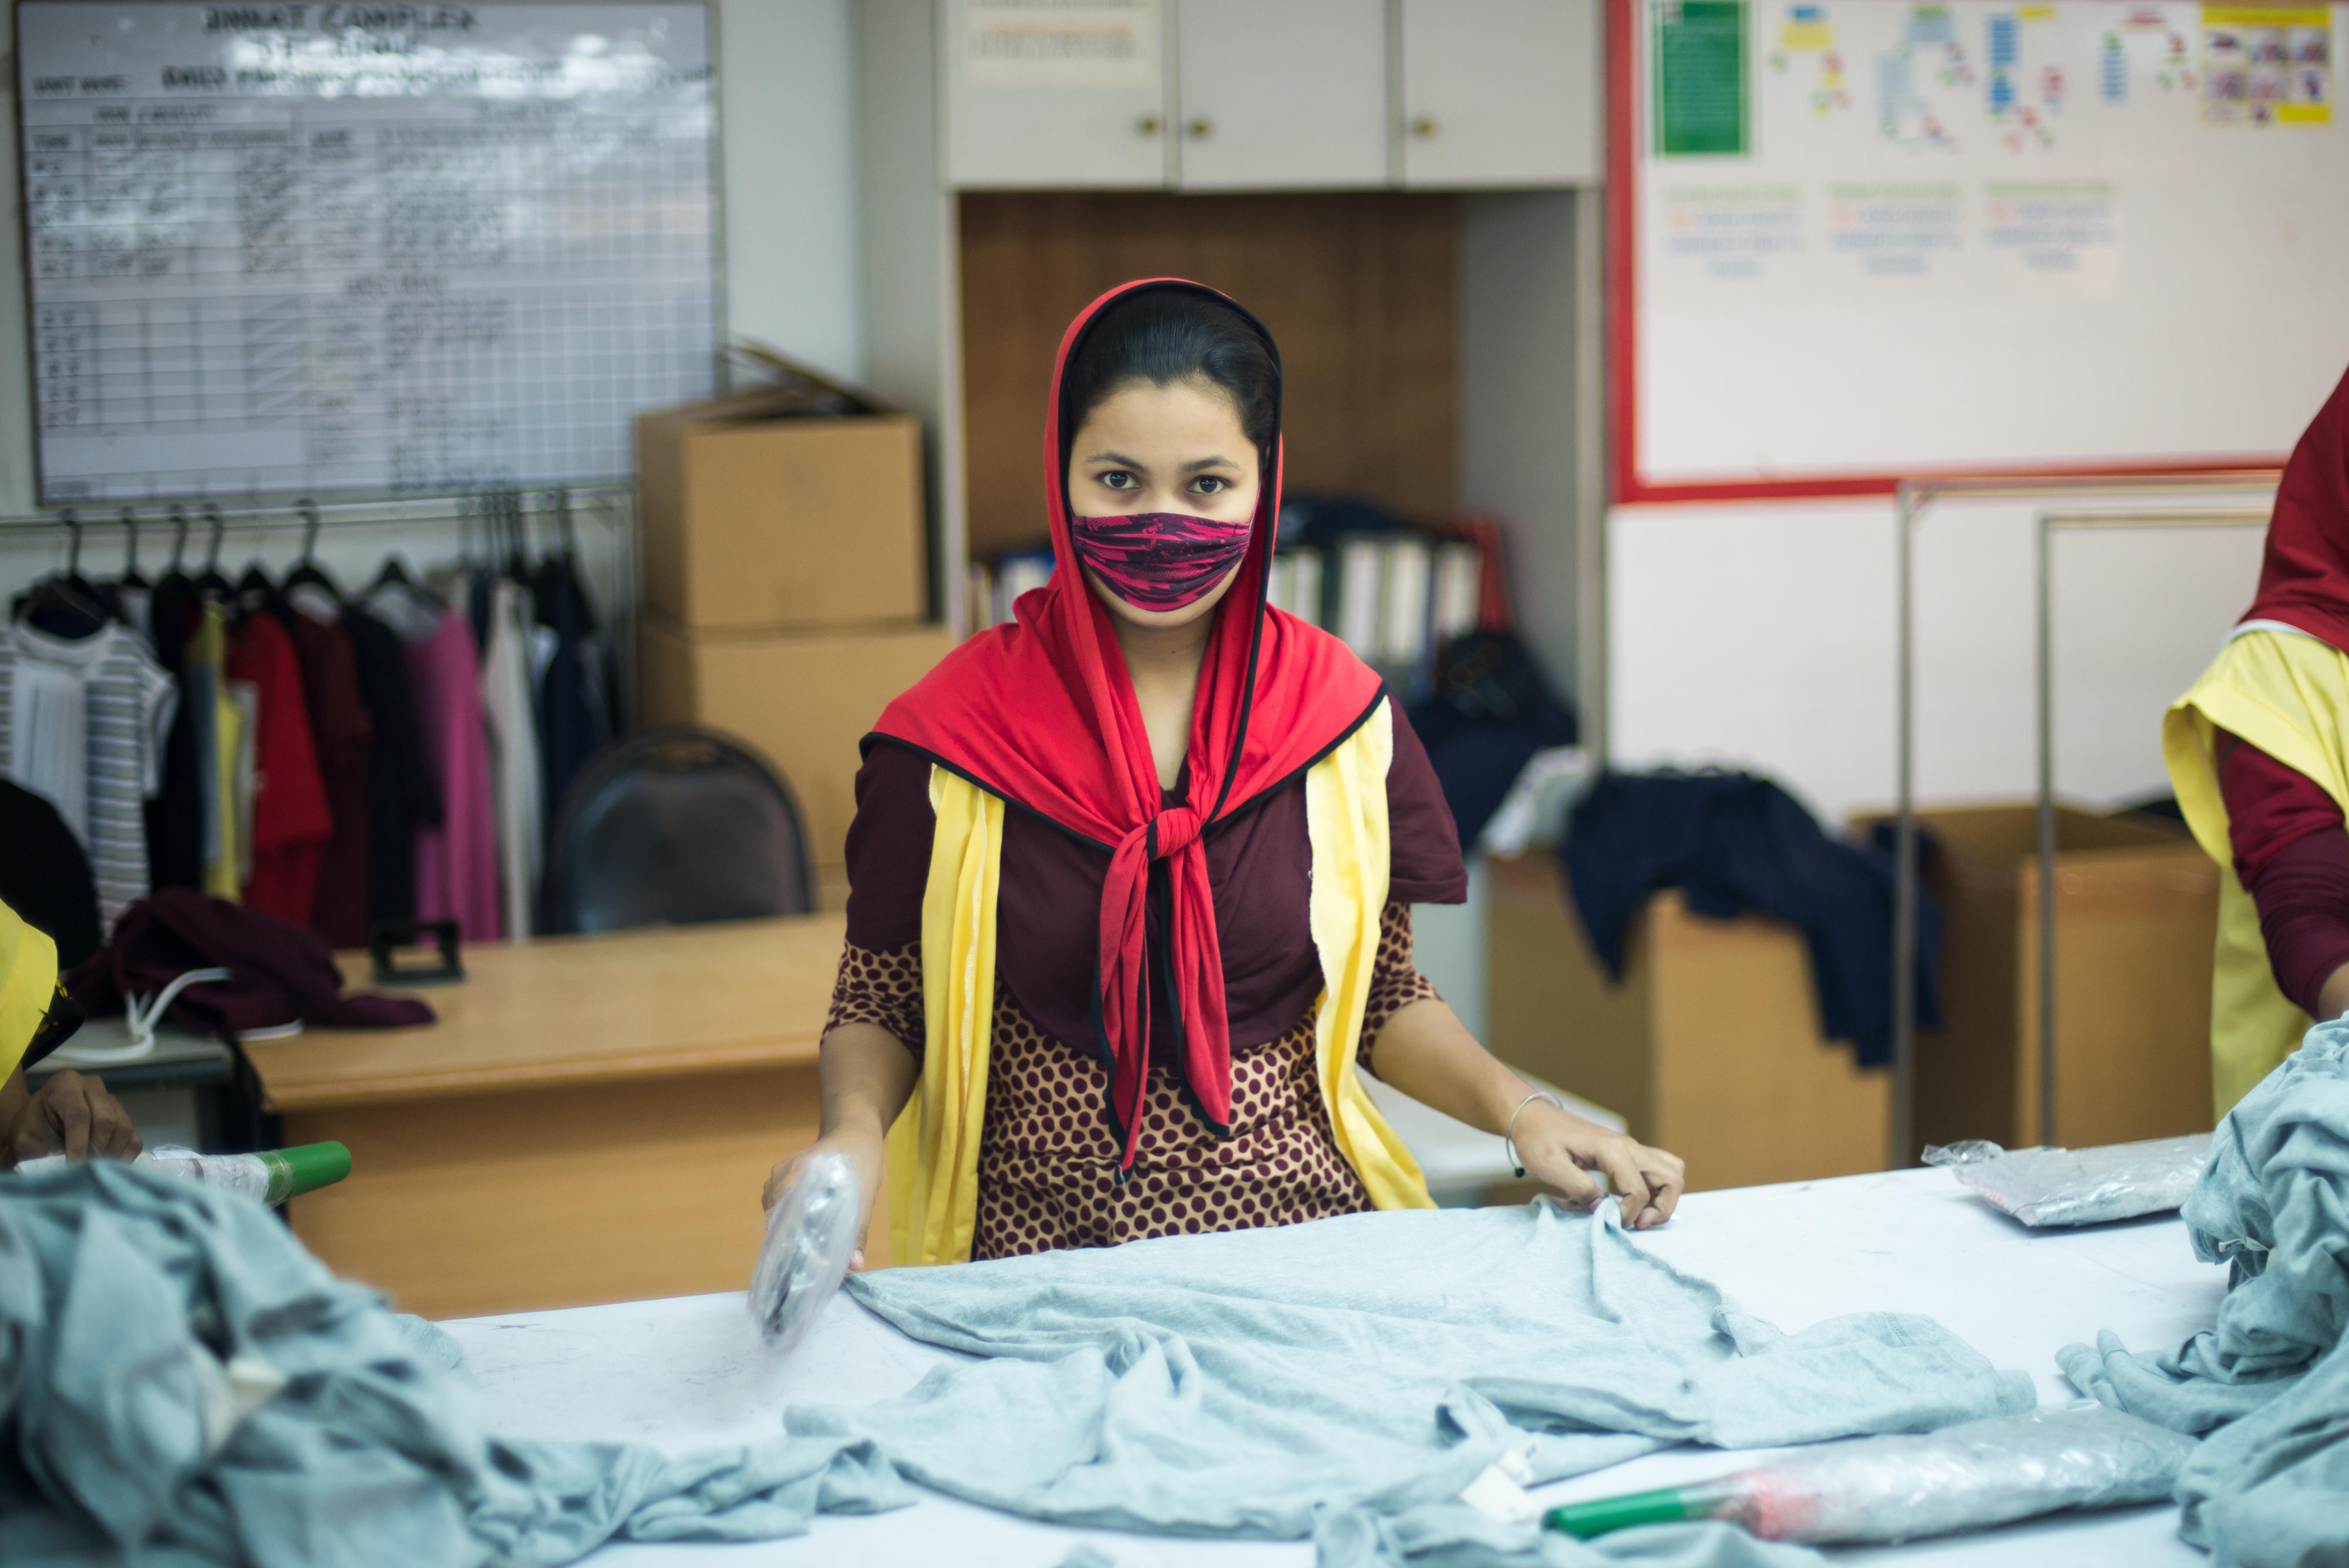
left=2202, top=4, right=2332, bottom=123
left=1771, top=3, right=1855, bottom=117
left=1655, top=0, right=1752, bottom=154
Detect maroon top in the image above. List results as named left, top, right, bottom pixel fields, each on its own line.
left=2218, top=730, right=2349, bottom=1015
left=845, top=703, right=1467, bottom=1057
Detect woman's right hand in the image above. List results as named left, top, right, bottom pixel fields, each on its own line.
left=763, top=1123, right=886, bottom=1272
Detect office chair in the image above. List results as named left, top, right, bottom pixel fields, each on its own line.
left=540, top=725, right=814, bottom=934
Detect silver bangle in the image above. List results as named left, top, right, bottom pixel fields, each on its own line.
left=1503, top=1089, right=1565, bottom=1180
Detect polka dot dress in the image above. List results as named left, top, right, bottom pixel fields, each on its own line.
left=824, top=903, right=1440, bottom=1259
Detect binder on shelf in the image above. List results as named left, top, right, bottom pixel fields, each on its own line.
left=994, top=550, right=1055, bottom=624
left=1290, top=547, right=1324, bottom=630
left=1334, top=537, right=1385, bottom=658
left=1433, top=541, right=1482, bottom=644
left=1378, top=536, right=1432, bottom=665
left=1267, top=546, right=1326, bottom=627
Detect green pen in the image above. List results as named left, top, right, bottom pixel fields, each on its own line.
left=1542, top=1478, right=1758, bottom=1539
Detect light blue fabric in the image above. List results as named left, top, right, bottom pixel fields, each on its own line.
left=0, top=1161, right=910, bottom=1567
left=2058, top=1019, right=2349, bottom=1568
left=796, top=1199, right=2033, bottom=1539
left=1315, top=1509, right=1826, bottom=1568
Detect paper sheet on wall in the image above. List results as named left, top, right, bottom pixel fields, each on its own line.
left=16, top=2, right=719, bottom=503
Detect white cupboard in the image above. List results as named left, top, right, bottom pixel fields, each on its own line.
left=1399, top=0, right=1602, bottom=188
left=1172, top=0, right=1389, bottom=190
left=943, top=0, right=1172, bottom=189
left=940, top=0, right=1603, bottom=192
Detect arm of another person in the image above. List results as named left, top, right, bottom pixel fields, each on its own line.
left=1371, top=998, right=1685, bottom=1229
left=0, top=1065, right=143, bottom=1169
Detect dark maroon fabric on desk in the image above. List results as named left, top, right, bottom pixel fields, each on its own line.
left=66, top=887, right=433, bottom=1037
left=844, top=704, right=1465, bottom=1058
left=2219, top=730, right=2349, bottom=1015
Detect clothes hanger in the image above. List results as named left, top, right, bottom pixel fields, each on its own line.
left=22, top=511, right=112, bottom=638
left=504, top=489, right=531, bottom=584
left=59, top=509, right=108, bottom=606
left=116, top=507, right=150, bottom=592
left=157, top=506, right=193, bottom=591
left=196, top=504, right=233, bottom=597
left=281, top=498, right=341, bottom=599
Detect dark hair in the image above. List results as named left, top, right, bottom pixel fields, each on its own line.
left=1059, top=288, right=1281, bottom=466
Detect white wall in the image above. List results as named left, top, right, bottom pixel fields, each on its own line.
left=0, top=0, right=866, bottom=587
left=717, top=0, right=865, bottom=387
left=1609, top=492, right=2277, bottom=828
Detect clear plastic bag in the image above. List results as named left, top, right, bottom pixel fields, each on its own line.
left=1549, top=1405, right=2196, bottom=1546
left=1923, top=1133, right=2210, bottom=1227
left=1731, top=1404, right=2196, bottom=1543
left=747, top=1150, right=861, bottom=1353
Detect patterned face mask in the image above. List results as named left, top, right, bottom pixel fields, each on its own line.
left=1068, top=511, right=1254, bottom=613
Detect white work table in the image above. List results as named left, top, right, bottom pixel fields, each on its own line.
left=443, top=1167, right=2228, bottom=1567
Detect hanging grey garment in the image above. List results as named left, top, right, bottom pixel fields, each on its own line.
left=792, top=1199, right=2034, bottom=1539
left=1315, top=1509, right=1828, bottom=1568
left=2056, top=1019, right=2349, bottom=1568
left=0, top=1161, right=910, bottom=1568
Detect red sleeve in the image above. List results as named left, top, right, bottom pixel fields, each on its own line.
left=2219, top=731, right=2345, bottom=883
left=842, top=741, right=936, bottom=951
left=2219, top=731, right=2349, bottom=1015
left=1388, top=704, right=1469, bottom=905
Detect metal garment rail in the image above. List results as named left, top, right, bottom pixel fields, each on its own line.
left=0, top=489, right=628, bottom=537
left=1892, top=470, right=2280, bottom=1170
left=2030, top=506, right=2271, bottom=1148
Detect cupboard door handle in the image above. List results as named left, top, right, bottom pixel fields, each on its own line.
left=1185, top=116, right=1214, bottom=139
left=1136, top=114, right=1163, bottom=136
left=1409, top=115, right=1440, bottom=139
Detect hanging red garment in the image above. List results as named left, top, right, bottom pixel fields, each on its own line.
left=868, top=278, right=1384, bottom=1175
left=2241, top=363, right=2349, bottom=649
left=226, top=613, right=334, bottom=925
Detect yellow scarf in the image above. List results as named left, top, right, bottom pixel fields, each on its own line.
left=2163, top=627, right=2349, bottom=1115
left=1, top=900, right=59, bottom=1084
left=886, top=699, right=1434, bottom=1266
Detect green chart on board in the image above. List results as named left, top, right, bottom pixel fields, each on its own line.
left=1654, top=0, right=1749, bottom=156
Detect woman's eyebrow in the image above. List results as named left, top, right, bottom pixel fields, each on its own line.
left=1182, top=455, right=1241, bottom=472
left=1085, top=449, right=1149, bottom=468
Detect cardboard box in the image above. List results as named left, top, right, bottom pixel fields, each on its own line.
left=635, top=389, right=926, bottom=631
left=637, top=618, right=955, bottom=908
left=1485, top=853, right=1891, bottom=1193
left=1883, top=805, right=2220, bottom=1152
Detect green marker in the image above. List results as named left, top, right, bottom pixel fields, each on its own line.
left=1543, top=1479, right=1754, bottom=1539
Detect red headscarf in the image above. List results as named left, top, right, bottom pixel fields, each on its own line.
left=2243, top=364, right=2349, bottom=650
left=869, top=279, right=1384, bottom=1175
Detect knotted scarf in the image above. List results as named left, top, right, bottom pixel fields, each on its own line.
left=868, top=280, right=1383, bottom=1173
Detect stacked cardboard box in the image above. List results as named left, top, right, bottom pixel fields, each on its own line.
left=1873, top=805, right=2220, bottom=1151
left=635, top=389, right=951, bottom=910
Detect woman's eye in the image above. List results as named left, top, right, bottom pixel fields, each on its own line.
left=1100, top=471, right=1135, bottom=490
left=1192, top=476, right=1226, bottom=495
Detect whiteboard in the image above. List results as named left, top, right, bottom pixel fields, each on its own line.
left=17, top=2, right=718, bottom=503
left=1615, top=0, right=2349, bottom=500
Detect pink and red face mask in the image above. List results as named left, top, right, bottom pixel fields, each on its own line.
left=1068, top=511, right=1254, bottom=613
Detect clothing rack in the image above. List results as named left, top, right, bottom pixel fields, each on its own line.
left=1889, top=469, right=2284, bottom=1173
left=1, top=486, right=644, bottom=726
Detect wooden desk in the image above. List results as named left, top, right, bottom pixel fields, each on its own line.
left=244, top=916, right=874, bottom=1320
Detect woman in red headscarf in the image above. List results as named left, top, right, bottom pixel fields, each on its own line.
left=2166, top=365, right=2349, bottom=1117
left=765, top=280, right=1682, bottom=1266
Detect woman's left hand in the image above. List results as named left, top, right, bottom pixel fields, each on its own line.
left=1512, top=1101, right=1685, bottom=1230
